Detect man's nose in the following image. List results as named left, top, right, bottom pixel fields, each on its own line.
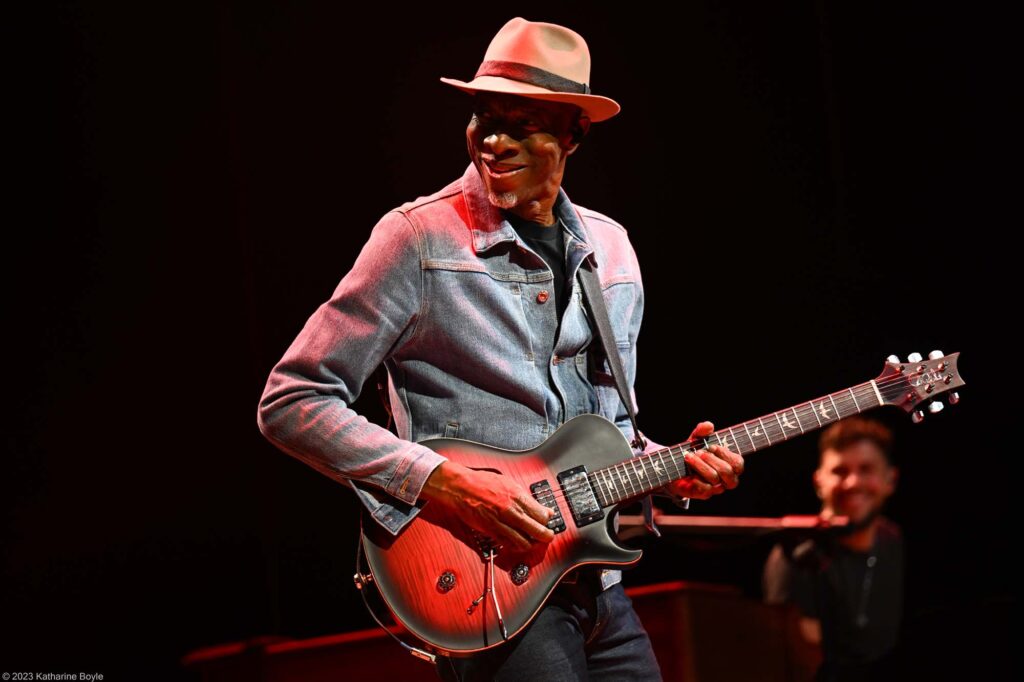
left=484, top=131, right=518, bottom=156
left=842, top=472, right=862, bottom=489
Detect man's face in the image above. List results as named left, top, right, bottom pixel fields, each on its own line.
left=814, top=440, right=897, bottom=525
left=466, top=92, right=583, bottom=211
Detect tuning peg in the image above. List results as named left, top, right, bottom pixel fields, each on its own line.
left=928, top=350, right=944, bottom=360
left=911, top=410, right=925, bottom=424
left=886, top=355, right=901, bottom=364
left=928, top=401, right=944, bottom=414
left=949, top=392, right=960, bottom=405
left=907, top=352, right=923, bottom=363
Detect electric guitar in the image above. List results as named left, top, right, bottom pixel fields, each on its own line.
left=357, top=352, right=964, bottom=657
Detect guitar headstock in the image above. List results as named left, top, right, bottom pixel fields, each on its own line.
left=874, top=351, right=964, bottom=422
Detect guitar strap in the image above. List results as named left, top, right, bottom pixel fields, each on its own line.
left=577, top=256, right=667, bottom=536
left=577, top=259, right=645, bottom=452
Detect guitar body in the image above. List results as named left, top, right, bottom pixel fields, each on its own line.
left=359, top=352, right=965, bottom=657
left=361, top=414, right=641, bottom=656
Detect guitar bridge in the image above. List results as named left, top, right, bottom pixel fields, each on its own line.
left=470, top=529, right=500, bottom=559
left=557, top=466, right=604, bottom=528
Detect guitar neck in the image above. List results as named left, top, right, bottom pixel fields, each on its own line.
left=590, top=379, right=894, bottom=507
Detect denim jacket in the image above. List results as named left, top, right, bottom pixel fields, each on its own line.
left=257, top=162, right=671, bottom=537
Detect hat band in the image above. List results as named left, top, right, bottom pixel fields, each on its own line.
left=474, top=60, right=592, bottom=95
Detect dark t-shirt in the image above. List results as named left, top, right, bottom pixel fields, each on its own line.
left=764, top=518, right=904, bottom=677
left=501, top=200, right=570, bottom=326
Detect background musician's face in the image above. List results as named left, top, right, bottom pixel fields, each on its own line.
left=466, top=92, right=584, bottom=211
left=814, top=440, right=897, bottom=525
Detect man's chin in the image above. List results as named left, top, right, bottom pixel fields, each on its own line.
left=486, top=188, right=520, bottom=210
left=839, top=506, right=882, bottom=530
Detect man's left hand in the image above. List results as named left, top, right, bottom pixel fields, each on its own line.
left=665, top=421, right=744, bottom=500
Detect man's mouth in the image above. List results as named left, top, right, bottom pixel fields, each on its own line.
left=837, top=493, right=872, bottom=511
left=484, top=161, right=527, bottom=177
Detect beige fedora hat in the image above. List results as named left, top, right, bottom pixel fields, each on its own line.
left=440, top=17, right=621, bottom=122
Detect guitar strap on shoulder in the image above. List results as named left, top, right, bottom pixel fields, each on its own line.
left=578, top=258, right=665, bottom=537
left=577, top=259, right=645, bottom=452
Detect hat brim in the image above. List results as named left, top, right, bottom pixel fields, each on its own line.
left=440, top=76, right=621, bottom=123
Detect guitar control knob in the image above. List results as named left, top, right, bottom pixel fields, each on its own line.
left=928, top=350, right=944, bottom=360
left=928, top=401, right=944, bottom=414
left=886, top=355, right=901, bottom=365
left=949, top=392, right=960, bottom=405
left=510, top=564, right=530, bottom=586
left=912, top=410, right=925, bottom=424
left=437, top=571, right=456, bottom=593
left=907, top=352, right=923, bottom=363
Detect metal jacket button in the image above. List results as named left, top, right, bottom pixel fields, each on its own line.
left=536, top=290, right=550, bottom=304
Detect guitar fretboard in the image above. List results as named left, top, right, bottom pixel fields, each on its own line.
left=588, top=378, right=903, bottom=507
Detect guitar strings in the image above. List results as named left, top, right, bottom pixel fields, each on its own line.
left=515, top=371, right=944, bottom=510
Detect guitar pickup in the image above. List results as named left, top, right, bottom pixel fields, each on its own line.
left=556, top=466, right=604, bottom=528
left=530, top=480, right=566, bottom=534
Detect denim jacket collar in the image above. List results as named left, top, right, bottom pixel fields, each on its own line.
left=461, top=162, right=594, bottom=259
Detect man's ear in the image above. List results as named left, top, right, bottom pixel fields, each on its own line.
left=573, top=115, right=591, bottom=143
left=812, top=469, right=824, bottom=498
left=564, top=115, right=591, bottom=154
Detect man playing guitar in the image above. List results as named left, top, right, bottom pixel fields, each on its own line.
left=258, top=18, right=744, bottom=680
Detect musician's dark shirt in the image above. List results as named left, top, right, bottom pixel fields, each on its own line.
left=502, top=194, right=570, bottom=331
left=764, top=518, right=904, bottom=680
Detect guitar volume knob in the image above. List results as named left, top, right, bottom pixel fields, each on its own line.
left=437, top=570, right=456, bottom=592
left=510, top=564, right=530, bottom=586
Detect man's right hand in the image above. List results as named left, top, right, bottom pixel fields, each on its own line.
left=420, top=461, right=556, bottom=551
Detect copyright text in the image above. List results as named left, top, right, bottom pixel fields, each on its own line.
left=3, top=674, right=104, bottom=681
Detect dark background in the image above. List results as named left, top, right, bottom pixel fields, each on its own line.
left=10, top=2, right=1011, bottom=678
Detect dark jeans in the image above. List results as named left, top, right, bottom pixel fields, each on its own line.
left=435, top=576, right=662, bottom=681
